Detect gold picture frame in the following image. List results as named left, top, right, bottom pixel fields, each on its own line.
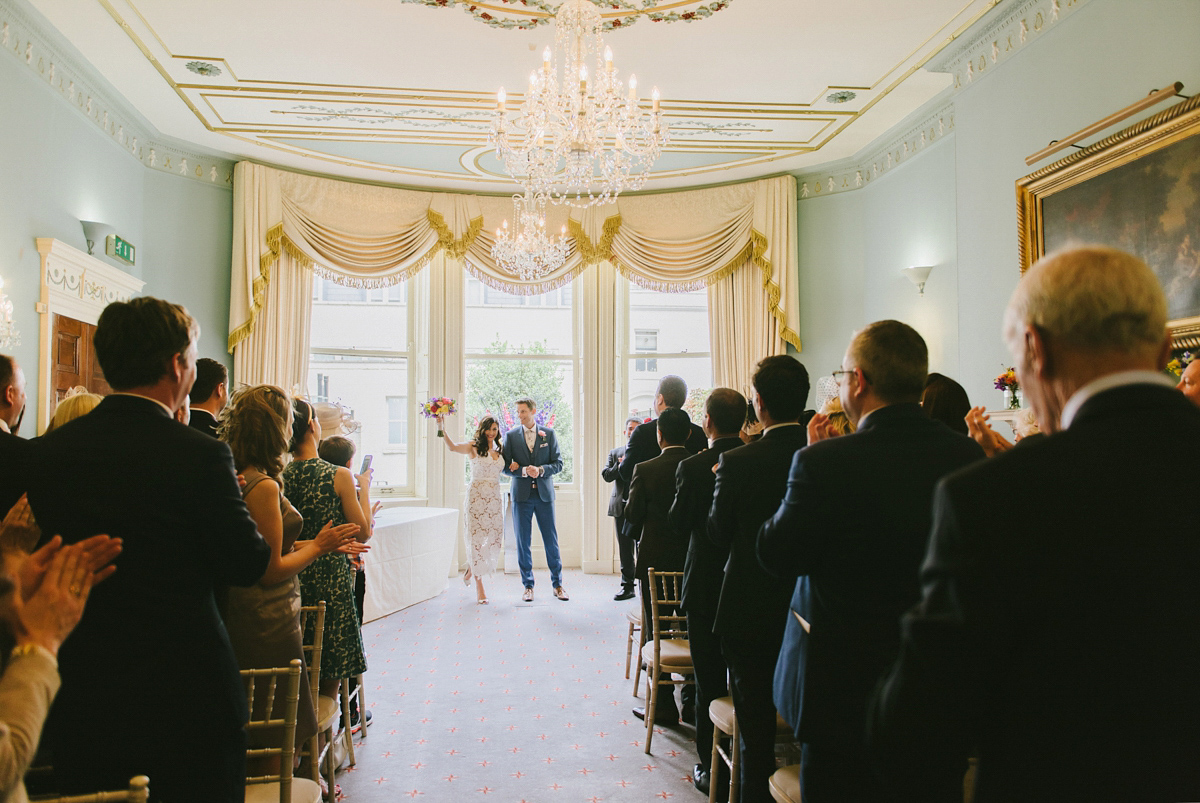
left=1017, top=94, right=1200, bottom=348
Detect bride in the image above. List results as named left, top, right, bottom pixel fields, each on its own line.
left=437, top=415, right=505, bottom=604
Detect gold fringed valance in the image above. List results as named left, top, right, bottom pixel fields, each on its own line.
left=230, top=162, right=800, bottom=353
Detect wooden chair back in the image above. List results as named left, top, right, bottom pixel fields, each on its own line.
left=299, top=601, right=326, bottom=703
left=241, top=659, right=304, bottom=803
left=647, top=569, right=688, bottom=643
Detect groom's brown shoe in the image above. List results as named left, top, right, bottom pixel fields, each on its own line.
left=522, top=587, right=534, bottom=602
left=554, top=586, right=569, bottom=601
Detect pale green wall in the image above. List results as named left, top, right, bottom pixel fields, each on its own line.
left=0, top=47, right=232, bottom=431
left=797, top=0, right=1200, bottom=409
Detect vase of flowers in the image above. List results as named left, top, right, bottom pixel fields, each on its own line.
left=995, top=368, right=1020, bottom=410
left=420, top=397, right=458, bottom=437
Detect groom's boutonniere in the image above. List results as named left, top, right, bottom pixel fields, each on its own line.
left=538, top=430, right=546, bottom=438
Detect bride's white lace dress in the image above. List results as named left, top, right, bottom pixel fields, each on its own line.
left=465, top=452, right=505, bottom=578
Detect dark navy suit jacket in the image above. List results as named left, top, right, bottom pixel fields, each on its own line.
left=758, top=402, right=983, bottom=749
left=501, top=425, right=562, bottom=502
left=870, top=384, right=1200, bottom=802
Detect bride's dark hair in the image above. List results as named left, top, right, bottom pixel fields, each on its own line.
left=472, top=416, right=499, bottom=457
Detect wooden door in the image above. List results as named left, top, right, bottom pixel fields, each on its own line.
left=51, top=314, right=110, bottom=406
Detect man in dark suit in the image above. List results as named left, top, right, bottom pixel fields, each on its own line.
left=187, top=357, right=228, bottom=438
left=618, top=375, right=707, bottom=507
left=603, top=417, right=642, bottom=601
left=25, top=297, right=270, bottom=803
left=625, top=408, right=695, bottom=724
left=709, top=355, right=809, bottom=803
left=0, top=354, right=29, bottom=516
left=758, top=321, right=984, bottom=802
left=669, top=387, right=747, bottom=795
left=502, top=397, right=567, bottom=602
left=870, top=247, right=1200, bottom=803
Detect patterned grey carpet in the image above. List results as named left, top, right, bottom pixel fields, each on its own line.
left=337, top=569, right=708, bottom=802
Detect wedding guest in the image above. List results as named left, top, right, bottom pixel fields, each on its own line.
left=870, top=247, right=1200, bottom=802
left=817, top=395, right=855, bottom=437
left=625, top=408, right=694, bottom=726
left=758, top=321, right=984, bottom=802
left=0, top=356, right=29, bottom=517
left=964, top=406, right=1043, bottom=457
left=284, top=398, right=373, bottom=700
left=619, top=376, right=706, bottom=541
left=25, top=296, right=271, bottom=802
left=187, top=358, right=228, bottom=438
left=316, top=434, right=378, bottom=727
left=1176, top=358, right=1200, bottom=407
left=603, top=417, right=642, bottom=601
left=668, top=388, right=746, bottom=795
left=921, top=372, right=971, bottom=435
left=0, top=533, right=121, bottom=803
left=708, top=355, right=809, bottom=803
left=44, top=387, right=102, bottom=434
left=437, top=416, right=504, bottom=605
left=220, top=386, right=361, bottom=752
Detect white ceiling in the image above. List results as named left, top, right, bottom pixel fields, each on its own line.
left=27, top=0, right=1001, bottom=193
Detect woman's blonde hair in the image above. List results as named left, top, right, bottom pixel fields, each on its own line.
left=219, top=385, right=292, bottom=480
left=45, top=387, right=103, bottom=433
left=820, top=396, right=856, bottom=436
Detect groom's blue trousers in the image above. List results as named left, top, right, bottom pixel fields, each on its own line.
left=513, top=495, right=563, bottom=589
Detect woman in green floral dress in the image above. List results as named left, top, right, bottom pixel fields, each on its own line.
left=283, top=398, right=375, bottom=698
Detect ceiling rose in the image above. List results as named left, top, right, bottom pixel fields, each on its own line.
left=395, top=0, right=734, bottom=31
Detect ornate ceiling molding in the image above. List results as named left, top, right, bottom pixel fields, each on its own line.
left=926, top=0, right=1092, bottom=92
left=796, top=98, right=956, bottom=199
left=394, top=0, right=733, bottom=31
left=0, top=0, right=234, bottom=187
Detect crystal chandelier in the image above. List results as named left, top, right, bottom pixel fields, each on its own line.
left=491, top=191, right=571, bottom=282
left=490, top=0, right=668, bottom=208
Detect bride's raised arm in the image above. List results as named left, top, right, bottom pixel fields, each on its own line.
left=437, top=416, right=476, bottom=455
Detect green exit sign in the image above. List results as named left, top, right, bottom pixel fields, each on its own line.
left=105, top=234, right=136, bottom=265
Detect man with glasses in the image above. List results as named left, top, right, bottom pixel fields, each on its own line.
left=758, top=320, right=984, bottom=802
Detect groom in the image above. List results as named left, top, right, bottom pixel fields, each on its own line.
left=503, top=397, right=568, bottom=602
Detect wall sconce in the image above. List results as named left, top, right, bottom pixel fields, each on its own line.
left=0, top=277, right=20, bottom=350
left=902, top=265, right=934, bottom=296
left=80, top=220, right=115, bottom=256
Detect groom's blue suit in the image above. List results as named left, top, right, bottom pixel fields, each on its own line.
left=502, top=424, right=564, bottom=589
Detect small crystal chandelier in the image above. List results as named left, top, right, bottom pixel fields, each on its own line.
left=490, top=191, right=571, bottom=282
left=490, top=0, right=668, bottom=208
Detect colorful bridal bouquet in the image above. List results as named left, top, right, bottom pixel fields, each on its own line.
left=420, top=397, right=458, bottom=437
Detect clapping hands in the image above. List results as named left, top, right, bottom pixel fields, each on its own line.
left=314, top=520, right=364, bottom=556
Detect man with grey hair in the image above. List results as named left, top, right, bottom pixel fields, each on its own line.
left=869, top=247, right=1200, bottom=802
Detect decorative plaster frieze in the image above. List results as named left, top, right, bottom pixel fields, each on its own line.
left=926, top=0, right=1092, bottom=92
left=796, top=100, right=956, bottom=200
left=0, top=0, right=234, bottom=187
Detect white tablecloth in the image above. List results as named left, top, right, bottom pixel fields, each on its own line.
left=362, top=506, right=460, bottom=623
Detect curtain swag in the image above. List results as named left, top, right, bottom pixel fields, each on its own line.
left=229, top=162, right=800, bottom=353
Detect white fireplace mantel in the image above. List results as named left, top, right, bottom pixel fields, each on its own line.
left=34, top=238, right=145, bottom=432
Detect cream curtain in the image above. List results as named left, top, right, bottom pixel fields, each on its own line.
left=708, top=174, right=800, bottom=389
left=228, top=162, right=801, bottom=382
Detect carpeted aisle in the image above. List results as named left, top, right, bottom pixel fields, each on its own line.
left=340, top=569, right=708, bottom=802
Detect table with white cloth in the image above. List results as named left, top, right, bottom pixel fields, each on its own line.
left=362, top=506, right=460, bottom=623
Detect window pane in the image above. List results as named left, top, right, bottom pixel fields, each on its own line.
left=627, top=285, right=711, bottom=423
left=464, top=357, right=574, bottom=484
left=311, top=277, right=408, bottom=352
left=465, top=276, right=575, bottom=355
left=629, top=286, right=708, bottom=353
left=305, top=357, right=408, bottom=487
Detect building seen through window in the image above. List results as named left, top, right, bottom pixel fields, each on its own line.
left=308, top=276, right=413, bottom=490
left=627, top=284, right=711, bottom=423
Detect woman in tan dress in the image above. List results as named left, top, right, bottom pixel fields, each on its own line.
left=219, top=385, right=363, bottom=748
